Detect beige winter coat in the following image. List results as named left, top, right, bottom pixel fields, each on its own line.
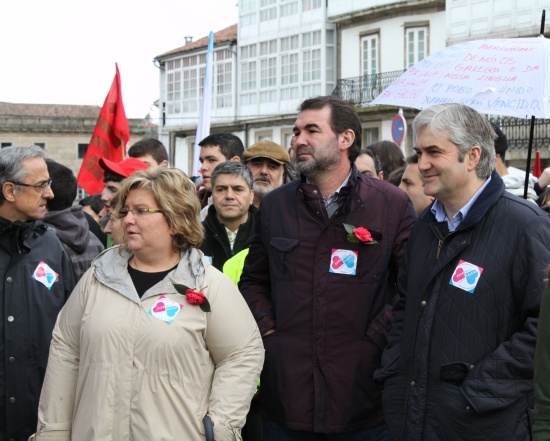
left=32, top=246, right=264, bottom=441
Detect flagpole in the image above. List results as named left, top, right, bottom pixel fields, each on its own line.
left=193, top=31, right=214, bottom=177
left=524, top=9, right=546, bottom=199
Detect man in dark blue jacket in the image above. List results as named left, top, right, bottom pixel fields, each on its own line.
left=0, top=146, right=75, bottom=440
left=376, top=103, right=550, bottom=441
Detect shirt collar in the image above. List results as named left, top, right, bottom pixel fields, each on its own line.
left=431, top=176, right=492, bottom=232
left=323, top=169, right=352, bottom=207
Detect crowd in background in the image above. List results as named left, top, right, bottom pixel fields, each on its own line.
left=1, top=97, right=550, bottom=441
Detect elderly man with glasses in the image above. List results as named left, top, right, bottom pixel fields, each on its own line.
left=0, top=145, right=76, bottom=441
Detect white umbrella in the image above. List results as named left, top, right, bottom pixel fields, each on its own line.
left=370, top=35, right=550, bottom=119
left=371, top=34, right=549, bottom=198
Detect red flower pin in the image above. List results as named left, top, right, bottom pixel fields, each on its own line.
left=174, top=284, right=211, bottom=312
left=343, top=223, right=378, bottom=245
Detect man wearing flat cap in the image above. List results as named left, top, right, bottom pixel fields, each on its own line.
left=243, top=140, right=296, bottom=208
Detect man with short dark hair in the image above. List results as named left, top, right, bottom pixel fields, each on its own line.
left=200, top=161, right=255, bottom=271
left=377, top=103, right=550, bottom=441
left=44, top=159, right=104, bottom=282
left=0, top=146, right=75, bottom=441
left=240, top=96, right=416, bottom=439
left=128, top=138, right=169, bottom=168
left=355, top=147, right=383, bottom=179
left=197, top=133, right=245, bottom=219
left=399, top=153, right=434, bottom=215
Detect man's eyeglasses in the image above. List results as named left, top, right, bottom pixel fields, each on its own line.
left=117, top=208, right=164, bottom=218
left=11, top=179, right=53, bottom=193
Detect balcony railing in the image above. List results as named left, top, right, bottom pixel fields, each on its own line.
left=332, top=70, right=405, bottom=105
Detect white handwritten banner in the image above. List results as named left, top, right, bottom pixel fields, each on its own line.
left=371, top=36, right=550, bottom=119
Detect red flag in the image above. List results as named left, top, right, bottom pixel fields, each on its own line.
left=533, top=151, right=542, bottom=178
left=77, top=64, right=130, bottom=194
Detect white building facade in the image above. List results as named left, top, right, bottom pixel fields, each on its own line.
left=329, top=0, right=446, bottom=154
left=155, top=1, right=336, bottom=176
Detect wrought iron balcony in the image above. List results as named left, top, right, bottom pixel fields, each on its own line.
left=332, top=70, right=405, bottom=106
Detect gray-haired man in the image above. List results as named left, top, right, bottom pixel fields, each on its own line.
left=0, top=146, right=75, bottom=440
left=200, top=161, right=255, bottom=271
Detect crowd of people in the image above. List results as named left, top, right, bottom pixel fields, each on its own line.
left=0, top=97, right=549, bottom=441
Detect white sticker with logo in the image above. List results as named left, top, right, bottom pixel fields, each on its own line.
left=329, top=249, right=358, bottom=275
left=449, top=259, right=484, bottom=294
left=148, top=295, right=184, bottom=324
left=32, top=261, right=59, bottom=290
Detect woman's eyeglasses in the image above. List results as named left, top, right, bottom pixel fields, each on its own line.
left=117, top=208, right=164, bottom=218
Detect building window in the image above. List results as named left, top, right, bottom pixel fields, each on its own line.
left=302, top=0, right=322, bottom=11
left=182, top=69, right=198, bottom=113
left=406, top=26, right=427, bottom=68
left=361, top=34, right=379, bottom=76
left=78, top=143, right=88, bottom=159
left=281, top=0, right=298, bottom=16
left=259, top=39, right=277, bottom=104
left=303, top=48, right=321, bottom=82
left=363, top=128, right=379, bottom=147
left=216, top=61, right=233, bottom=108
left=240, top=45, right=258, bottom=101
left=1, top=142, right=12, bottom=148
left=281, top=35, right=299, bottom=97
left=260, top=0, right=277, bottom=22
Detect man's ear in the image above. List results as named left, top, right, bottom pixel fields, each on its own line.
left=467, top=146, right=482, bottom=172
left=229, top=156, right=241, bottom=163
left=2, top=182, right=16, bottom=202
left=338, top=129, right=355, bottom=152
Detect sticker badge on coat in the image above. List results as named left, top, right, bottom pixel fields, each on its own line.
left=148, top=295, right=184, bottom=324
left=449, top=260, right=484, bottom=294
left=329, top=249, right=358, bottom=275
left=32, top=261, right=58, bottom=290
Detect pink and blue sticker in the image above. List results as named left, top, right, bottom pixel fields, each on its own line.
left=32, top=261, right=58, bottom=290
left=148, top=295, right=184, bottom=324
left=449, top=260, right=484, bottom=294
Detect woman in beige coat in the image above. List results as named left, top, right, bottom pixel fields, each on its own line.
left=33, top=168, right=264, bottom=441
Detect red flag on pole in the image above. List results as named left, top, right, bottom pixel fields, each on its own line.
left=77, top=64, right=130, bottom=194
left=533, top=151, right=542, bottom=178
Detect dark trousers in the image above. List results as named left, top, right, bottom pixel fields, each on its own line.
left=262, top=420, right=389, bottom=441
left=242, top=400, right=262, bottom=441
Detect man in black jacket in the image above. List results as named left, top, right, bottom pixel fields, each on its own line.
left=376, top=103, right=550, bottom=441
left=0, top=146, right=75, bottom=441
left=200, top=161, right=255, bottom=271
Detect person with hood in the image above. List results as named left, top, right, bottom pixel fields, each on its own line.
left=44, top=159, right=104, bottom=282
left=33, top=167, right=263, bottom=441
left=0, top=146, right=75, bottom=441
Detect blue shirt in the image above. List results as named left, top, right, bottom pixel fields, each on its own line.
left=431, top=176, right=492, bottom=231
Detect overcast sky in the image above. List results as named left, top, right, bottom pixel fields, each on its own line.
left=0, top=0, right=238, bottom=118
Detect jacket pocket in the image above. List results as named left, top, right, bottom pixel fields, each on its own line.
left=440, top=362, right=471, bottom=386
left=269, top=237, right=299, bottom=279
